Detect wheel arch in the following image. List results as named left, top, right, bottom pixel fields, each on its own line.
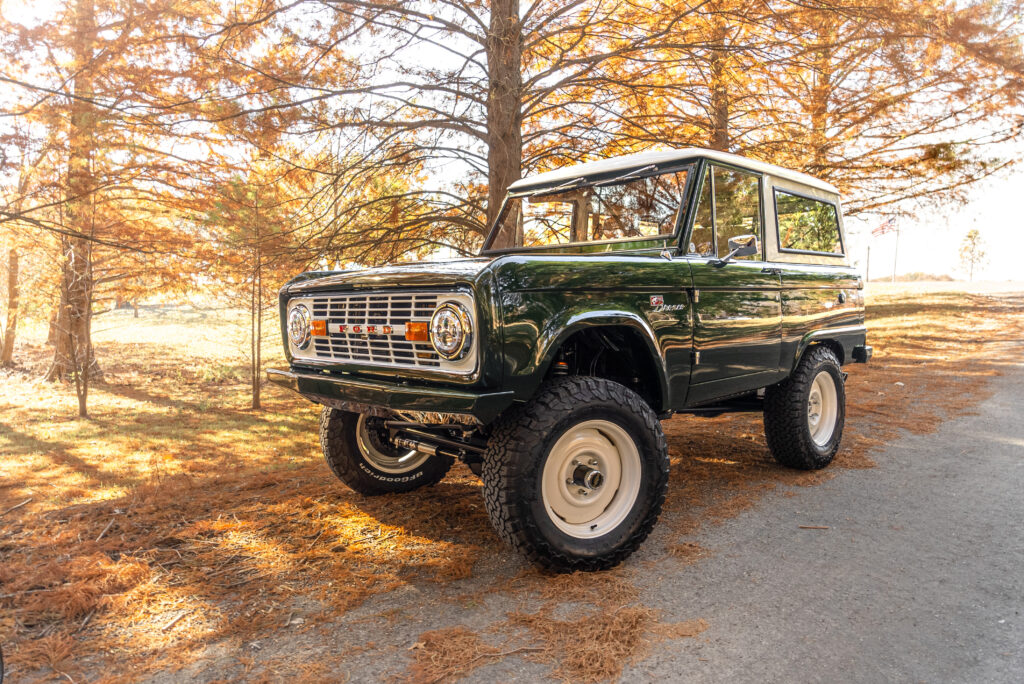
left=805, top=338, right=845, bottom=366
left=533, top=312, right=670, bottom=412
left=791, top=325, right=867, bottom=371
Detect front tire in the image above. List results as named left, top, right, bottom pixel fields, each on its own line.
left=482, top=377, right=669, bottom=572
left=763, top=346, right=846, bottom=470
left=319, top=408, right=453, bottom=495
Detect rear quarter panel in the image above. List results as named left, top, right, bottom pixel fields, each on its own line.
left=777, top=265, right=865, bottom=370
left=759, top=175, right=866, bottom=369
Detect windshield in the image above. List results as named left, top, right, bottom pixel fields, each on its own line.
left=483, top=166, right=691, bottom=251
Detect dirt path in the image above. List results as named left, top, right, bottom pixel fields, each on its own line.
left=147, top=355, right=1024, bottom=684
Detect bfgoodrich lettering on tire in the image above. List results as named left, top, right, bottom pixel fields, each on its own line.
left=763, top=346, right=846, bottom=470
left=319, top=408, right=453, bottom=495
left=482, top=376, right=669, bottom=572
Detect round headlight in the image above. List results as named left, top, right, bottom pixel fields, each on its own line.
left=429, top=302, right=473, bottom=360
left=288, top=303, right=311, bottom=349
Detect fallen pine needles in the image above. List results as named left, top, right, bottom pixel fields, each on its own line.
left=1, top=497, right=32, bottom=517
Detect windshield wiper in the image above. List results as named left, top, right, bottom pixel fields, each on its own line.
left=528, top=175, right=587, bottom=197
left=595, top=164, right=658, bottom=187
left=525, top=162, right=660, bottom=198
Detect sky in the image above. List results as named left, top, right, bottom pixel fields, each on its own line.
left=845, top=159, right=1024, bottom=281
left=3, top=0, right=1021, bottom=282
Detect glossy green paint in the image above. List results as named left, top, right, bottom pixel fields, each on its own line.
left=270, top=153, right=868, bottom=422
left=273, top=249, right=865, bottom=417
left=685, top=258, right=783, bottom=404
left=490, top=254, right=693, bottom=410
left=681, top=258, right=865, bottom=406
left=776, top=263, right=864, bottom=368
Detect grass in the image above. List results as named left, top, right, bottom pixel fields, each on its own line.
left=1, top=290, right=1022, bottom=682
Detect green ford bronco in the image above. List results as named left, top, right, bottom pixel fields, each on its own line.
left=269, top=148, right=871, bottom=571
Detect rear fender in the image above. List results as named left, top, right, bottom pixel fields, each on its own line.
left=792, top=325, right=868, bottom=370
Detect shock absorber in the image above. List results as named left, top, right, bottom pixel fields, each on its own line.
left=393, top=436, right=463, bottom=460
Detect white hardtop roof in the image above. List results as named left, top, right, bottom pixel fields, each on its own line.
left=507, top=148, right=839, bottom=194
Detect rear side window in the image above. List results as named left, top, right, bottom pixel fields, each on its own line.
left=775, top=190, right=842, bottom=255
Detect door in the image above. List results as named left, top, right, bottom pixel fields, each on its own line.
left=684, top=163, right=783, bottom=405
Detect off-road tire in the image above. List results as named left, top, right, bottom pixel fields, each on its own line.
left=763, top=346, right=846, bottom=470
left=482, top=376, right=669, bottom=572
left=319, top=408, right=453, bottom=495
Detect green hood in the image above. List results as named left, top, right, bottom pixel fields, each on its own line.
left=284, top=257, right=494, bottom=293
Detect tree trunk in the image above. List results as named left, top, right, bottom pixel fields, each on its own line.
left=250, top=264, right=258, bottom=409
left=46, top=0, right=99, bottom=397
left=251, top=250, right=260, bottom=411
left=251, top=191, right=262, bottom=410
left=47, top=302, right=60, bottom=345
left=1, top=249, right=18, bottom=366
left=809, top=14, right=836, bottom=174
left=485, top=0, right=524, bottom=229
left=252, top=243, right=262, bottom=410
left=708, top=12, right=730, bottom=152
left=51, top=236, right=96, bottom=416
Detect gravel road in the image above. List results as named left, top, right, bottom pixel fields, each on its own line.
left=627, top=359, right=1024, bottom=683
left=153, top=358, right=1024, bottom=683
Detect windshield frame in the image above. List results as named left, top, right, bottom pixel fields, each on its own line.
left=479, top=161, right=697, bottom=255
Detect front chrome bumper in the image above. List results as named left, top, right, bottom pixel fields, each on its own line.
left=267, top=367, right=514, bottom=424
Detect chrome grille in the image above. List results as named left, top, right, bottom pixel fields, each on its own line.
left=308, top=292, right=442, bottom=368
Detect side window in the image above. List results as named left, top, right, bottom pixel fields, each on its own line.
left=688, top=167, right=714, bottom=256
left=712, top=166, right=762, bottom=260
left=775, top=190, right=842, bottom=254
left=686, top=164, right=763, bottom=259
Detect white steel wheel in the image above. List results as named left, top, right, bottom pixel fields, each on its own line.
left=355, top=414, right=430, bottom=474
left=321, top=409, right=454, bottom=495
left=764, top=346, right=845, bottom=471
left=540, top=419, right=642, bottom=539
left=807, top=370, right=839, bottom=446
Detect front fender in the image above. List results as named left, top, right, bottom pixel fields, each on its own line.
left=502, top=294, right=670, bottom=409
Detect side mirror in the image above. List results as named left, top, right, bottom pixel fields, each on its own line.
left=716, top=234, right=759, bottom=264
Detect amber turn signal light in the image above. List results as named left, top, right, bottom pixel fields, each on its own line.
left=311, top=320, right=327, bottom=336
left=405, top=321, right=429, bottom=341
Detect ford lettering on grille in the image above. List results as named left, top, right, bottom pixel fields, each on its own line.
left=308, top=292, right=442, bottom=368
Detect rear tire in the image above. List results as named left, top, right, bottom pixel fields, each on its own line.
left=763, top=346, right=846, bottom=470
left=482, top=376, right=669, bottom=572
left=319, top=408, right=453, bottom=495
